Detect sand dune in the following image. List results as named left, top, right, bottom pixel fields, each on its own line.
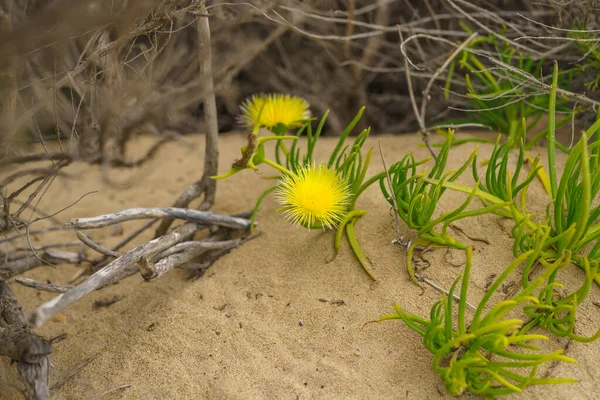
left=1, top=133, right=598, bottom=399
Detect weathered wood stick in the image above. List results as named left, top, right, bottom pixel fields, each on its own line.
left=0, top=256, right=44, bottom=280
left=0, top=250, right=81, bottom=281
left=15, top=278, right=73, bottom=293
left=76, top=231, right=122, bottom=258
left=65, top=207, right=251, bottom=230
left=89, top=219, right=159, bottom=272
left=141, top=239, right=240, bottom=281
left=0, top=282, right=51, bottom=400
left=29, top=223, right=199, bottom=327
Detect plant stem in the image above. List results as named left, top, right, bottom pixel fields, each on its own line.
left=547, top=61, right=558, bottom=198
left=351, top=172, right=387, bottom=209
left=345, top=211, right=376, bottom=280
left=261, top=158, right=291, bottom=175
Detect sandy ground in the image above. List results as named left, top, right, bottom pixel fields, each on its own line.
left=1, top=132, right=599, bottom=399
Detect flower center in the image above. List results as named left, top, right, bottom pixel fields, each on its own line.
left=277, top=164, right=351, bottom=228
left=296, top=177, right=339, bottom=216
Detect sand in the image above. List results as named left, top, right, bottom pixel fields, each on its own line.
left=1, top=132, right=599, bottom=399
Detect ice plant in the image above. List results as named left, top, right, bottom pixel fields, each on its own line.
left=216, top=97, right=383, bottom=280
left=239, top=93, right=311, bottom=133
left=442, top=29, right=576, bottom=149
left=212, top=97, right=299, bottom=180
left=377, top=247, right=577, bottom=398
left=276, top=164, right=351, bottom=229
left=266, top=107, right=382, bottom=280
left=521, top=254, right=600, bottom=343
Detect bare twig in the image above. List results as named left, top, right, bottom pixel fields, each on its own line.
left=76, top=231, right=121, bottom=258
left=186, top=231, right=262, bottom=280
left=65, top=207, right=252, bottom=230
left=379, top=141, right=407, bottom=247
left=91, top=383, right=133, bottom=400
left=444, top=0, right=543, bottom=56
left=0, top=226, right=67, bottom=246
left=415, top=273, right=477, bottom=310
left=0, top=250, right=81, bottom=281
left=197, top=2, right=219, bottom=211
left=484, top=56, right=600, bottom=108
left=396, top=26, right=436, bottom=159
left=89, top=219, right=159, bottom=271
left=12, top=241, right=81, bottom=254
left=15, top=278, right=73, bottom=294
left=419, top=32, right=478, bottom=128
left=49, top=355, right=96, bottom=391
left=0, top=152, right=71, bottom=169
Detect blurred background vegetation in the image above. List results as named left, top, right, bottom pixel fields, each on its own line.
left=0, top=0, right=598, bottom=163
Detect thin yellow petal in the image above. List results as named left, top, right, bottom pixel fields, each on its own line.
left=275, top=164, right=350, bottom=229
left=239, top=93, right=311, bottom=130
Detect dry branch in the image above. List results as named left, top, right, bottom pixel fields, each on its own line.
left=0, top=250, right=81, bottom=281
left=65, top=207, right=252, bottom=230
left=197, top=1, right=219, bottom=210
left=89, top=219, right=159, bottom=272
left=30, top=221, right=202, bottom=327
left=76, top=231, right=122, bottom=258
left=0, top=153, right=71, bottom=168
left=141, top=238, right=241, bottom=281
left=0, top=282, right=51, bottom=400
left=15, top=278, right=73, bottom=294
left=19, top=205, right=252, bottom=326
left=153, top=2, right=218, bottom=237
left=0, top=227, right=67, bottom=246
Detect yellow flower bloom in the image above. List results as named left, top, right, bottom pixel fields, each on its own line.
left=239, top=93, right=311, bottom=131
left=276, top=164, right=351, bottom=228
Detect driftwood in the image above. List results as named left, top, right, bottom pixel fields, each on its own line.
left=76, top=231, right=122, bottom=258
left=0, top=250, right=82, bottom=281
left=14, top=278, right=73, bottom=294
left=0, top=282, right=51, bottom=400
left=66, top=207, right=250, bottom=230
left=0, top=209, right=253, bottom=398
left=28, top=205, right=253, bottom=327
left=141, top=236, right=248, bottom=281
left=29, top=222, right=199, bottom=327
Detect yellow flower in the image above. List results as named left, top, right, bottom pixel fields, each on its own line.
left=239, top=93, right=311, bottom=131
left=276, top=164, right=351, bottom=228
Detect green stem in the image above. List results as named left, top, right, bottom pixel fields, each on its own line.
left=335, top=209, right=365, bottom=252
left=422, top=177, right=541, bottom=233
left=458, top=247, right=472, bottom=336
left=471, top=250, right=534, bottom=331
left=351, top=172, right=387, bottom=209
left=336, top=210, right=376, bottom=280
left=421, top=178, right=503, bottom=205
left=346, top=212, right=377, bottom=280
left=525, top=114, right=574, bottom=151
left=547, top=61, right=559, bottom=198
left=328, top=106, right=366, bottom=168
left=567, top=135, right=590, bottom=250
left=262, top=158, right=291, bottom=175
left=279, top=141, right=290, bottom=157
left=250, top=186, right=279, bottom=232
